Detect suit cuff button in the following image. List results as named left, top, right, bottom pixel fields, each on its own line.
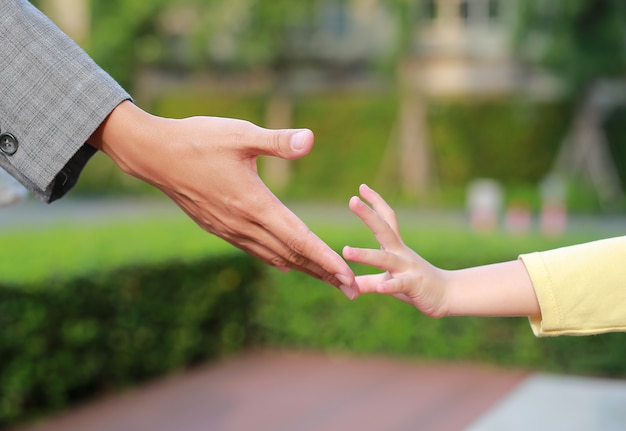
left=0, top=133, right=19, bottom=155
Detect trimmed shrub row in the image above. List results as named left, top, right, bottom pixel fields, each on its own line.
left=74, top=91, right=583, bottom=205
left=0, top=255, right=262, bottom=427
left=257, top=269, right=626, bottom=378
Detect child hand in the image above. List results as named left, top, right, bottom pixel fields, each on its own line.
left=343, top=184, right=449, bottom=317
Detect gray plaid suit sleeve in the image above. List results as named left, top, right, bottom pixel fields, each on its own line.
left=0, top=0, right=131, bottom=202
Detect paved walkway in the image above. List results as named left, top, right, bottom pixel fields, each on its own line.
left=9, top=350, right=626, bottom=431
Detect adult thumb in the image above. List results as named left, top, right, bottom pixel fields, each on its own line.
left=263, top=128, right=315, bottom=160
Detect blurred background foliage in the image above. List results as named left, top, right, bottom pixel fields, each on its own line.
left=33, top=0, right=626, bottom=211
left=515, top=0, right=626, bottom=96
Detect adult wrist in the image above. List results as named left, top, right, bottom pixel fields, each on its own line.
left=88, top=101, right=157, bottom=178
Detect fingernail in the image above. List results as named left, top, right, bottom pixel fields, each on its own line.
left=336, top=273, right=357, bottom=300
left=290, top=130, right=308, bottom=152
left=339, top=285, right=357, bottom=300
left=335, top=273, right=352, bottom=287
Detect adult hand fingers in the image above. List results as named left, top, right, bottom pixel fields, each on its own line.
left=232, top=186, right=357, bottom=298
left=241, top=125, right=357, bottom=290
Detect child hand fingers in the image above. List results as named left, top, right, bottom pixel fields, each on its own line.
left=376, top=277, right=409, bottom=296
left=349, top=196, right=404, bottom=251
left=356, top=275, right=415, bottom=307
left=359, top=184, right=400, bottom=234
left=343, top=246, right=401, bottom=273
left=353, top=273, right=389, bottom=293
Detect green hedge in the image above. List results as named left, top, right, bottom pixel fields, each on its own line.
left=0, top=254, right=262, bottom=427
left=258, top=268, right=626, bottom=377
left=287, top=91, right=396, bottom=200
left=428, top=99, right=571, bottom=187
left=255, top=223, right=626, bottom=379
left=73, top=91, right=590, bottom=207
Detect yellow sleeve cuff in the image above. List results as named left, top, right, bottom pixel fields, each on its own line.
left=519, top=236, right=626, bottom=337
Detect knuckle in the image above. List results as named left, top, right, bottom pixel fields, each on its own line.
left=266, top=130, right=285, bottom=157
left=286, top=248, right=307, bottom=267
left=287, top=233, right=307, bottom=256
left=323, top=273, right=340, bottom=287
left=231, top=120, right=255, bottom=146
left=285, top=234, right=311, bottom=267
left=270, top=255, right=289, bottom=268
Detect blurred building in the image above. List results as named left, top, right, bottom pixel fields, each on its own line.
left=40, top=0, right=622, bottom=203
left=394, top=0, right=563, bottom=195
left=406, top=0, right=560, bottom=98
left=38, top=0, right=90, bottom=44
left=40, top=0, right=558, bottom=101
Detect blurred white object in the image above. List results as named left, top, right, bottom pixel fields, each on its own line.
left=0, top=168, right=28, bottom=206
left=540, top=173, right=568, bottom=237
left=467, top=178, right=504, bottom=232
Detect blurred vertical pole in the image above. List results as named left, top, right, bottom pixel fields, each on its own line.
left=262, top=90, right=293, bottom=192
left=398, top=72, right=431, bottom=198
left=40, top=0, right=90, bottom=45
left=395, top=0, right=432, bottom=198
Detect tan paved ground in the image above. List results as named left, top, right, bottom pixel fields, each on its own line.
left=11, top=350, right=527, bottom=431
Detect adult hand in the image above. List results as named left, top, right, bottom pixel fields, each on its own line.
left=89, top=101, right=358, bottom=299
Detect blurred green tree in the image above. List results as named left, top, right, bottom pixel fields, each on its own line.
left=516, top=0, right=626, bottom=96
left=85, top=0, right=323, bottom=89
left=213, top=0, right=317, bottom=70
left=515, top=0, right=626, bottom=207
left=87, top=0, right=173, bottom=89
